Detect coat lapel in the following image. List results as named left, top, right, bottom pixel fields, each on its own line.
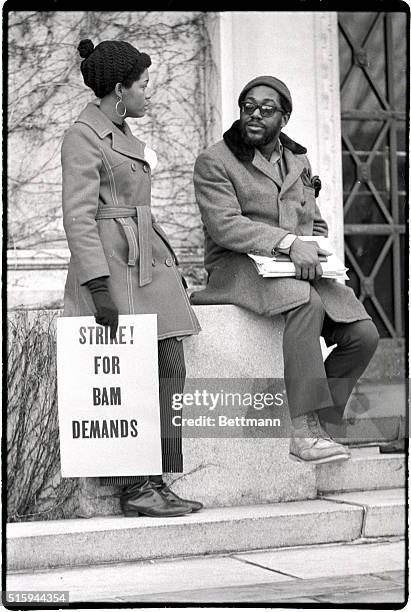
left=251, top=149, right=282, bottom=187
left=280, top=147, right=306, bottom=196
left=111, top=130, right=146, bottom=162
left=76, top=102, right=146, bottom=162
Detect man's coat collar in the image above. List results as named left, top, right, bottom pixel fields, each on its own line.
left=223, top=120, right=307, bottom=161
left=223, top=120, right=308, bottom=193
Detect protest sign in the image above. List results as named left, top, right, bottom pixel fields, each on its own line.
left=56, top=314, right=162, bottom=477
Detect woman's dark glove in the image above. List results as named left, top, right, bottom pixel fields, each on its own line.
left=85, top=276, right=119, bottom=339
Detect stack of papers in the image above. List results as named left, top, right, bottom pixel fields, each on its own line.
left=248, top=236, right=349, bottom=280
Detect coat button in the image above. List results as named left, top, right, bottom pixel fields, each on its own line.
left=152, top=258, right=156, bottom=267
left=165, top=257, right=173, bottom=267
left=143, top=164, right=149, bottom=173
left=131, top=162, right=137, bottom=172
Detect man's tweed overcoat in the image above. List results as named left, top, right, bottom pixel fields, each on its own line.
left=61, top=102, right=200, bottom=339
left=191, top=122, right=369, bottom=323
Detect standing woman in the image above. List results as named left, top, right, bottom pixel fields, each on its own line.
left=61, top=39, right=202, bottom=517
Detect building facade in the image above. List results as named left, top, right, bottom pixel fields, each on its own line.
left=8, top=10, right=407, bottom=348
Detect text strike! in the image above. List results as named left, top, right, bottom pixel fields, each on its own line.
left=78, top=325, right=135, bottom=344
left=71, top=324, right=139, bottom=440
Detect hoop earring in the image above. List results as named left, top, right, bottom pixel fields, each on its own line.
left=115, top=97, right=127, bottom=118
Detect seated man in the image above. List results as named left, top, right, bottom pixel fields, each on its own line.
left=191, top=75, right=379, bottom=464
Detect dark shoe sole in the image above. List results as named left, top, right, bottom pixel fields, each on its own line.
left=167, top=500, right=203, bottom=512
left=122, top=508, right=192, bottom=517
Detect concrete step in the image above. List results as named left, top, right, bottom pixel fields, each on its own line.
left=7, top=499, right=362, bottom=571
left=320, top=488, right=406, bottom=538
left=7, top=488, right=405, bottom=572
left=316, top=448, right=406, bottom=493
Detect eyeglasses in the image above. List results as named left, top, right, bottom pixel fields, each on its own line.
left=241, top=101, right=284, bottom=118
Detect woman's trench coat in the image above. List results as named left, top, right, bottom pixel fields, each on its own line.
left=61, top=102, right=200, bottom=340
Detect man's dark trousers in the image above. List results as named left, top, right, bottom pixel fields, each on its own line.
left=282, top=285, right=379, bottom=423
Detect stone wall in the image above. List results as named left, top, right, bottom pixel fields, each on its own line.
left=8, top=11, right=216, bottom=253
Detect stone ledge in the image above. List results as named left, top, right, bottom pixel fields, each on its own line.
left=7, top=499, right=363, bottom=571
left=7, top=247, right=203, bottom=269
left=7, top=248, right=205, bottom=310
left=185, top=304, right=285, bottom=378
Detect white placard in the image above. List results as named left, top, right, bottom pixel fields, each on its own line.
left=56, top=314, right=162, bottom=477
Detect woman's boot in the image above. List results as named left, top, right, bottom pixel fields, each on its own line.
left=120, top=479, right=192, bottom=517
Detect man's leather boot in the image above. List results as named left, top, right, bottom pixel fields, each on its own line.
left=150, top=476, right=203, bottom=513
left=120, top=479, right=192, bottom=517
left=290, top=412, right=351, bottom=464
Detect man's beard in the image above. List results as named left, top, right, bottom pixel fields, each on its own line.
left=240, top=121, right=278, bottom=147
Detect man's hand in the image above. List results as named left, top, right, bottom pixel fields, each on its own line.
left=289, top=239, right=332, bottom=281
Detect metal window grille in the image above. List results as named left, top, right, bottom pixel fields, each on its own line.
left=338, top=12, right=406, bottom=338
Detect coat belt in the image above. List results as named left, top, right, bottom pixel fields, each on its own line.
left=95, top=206, right=152, bottom=287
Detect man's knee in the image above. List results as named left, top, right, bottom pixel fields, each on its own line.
left=353, top=319, right=379, bottom=357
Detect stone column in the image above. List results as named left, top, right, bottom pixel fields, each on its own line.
left=212, top=11, right=344, bottom=258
